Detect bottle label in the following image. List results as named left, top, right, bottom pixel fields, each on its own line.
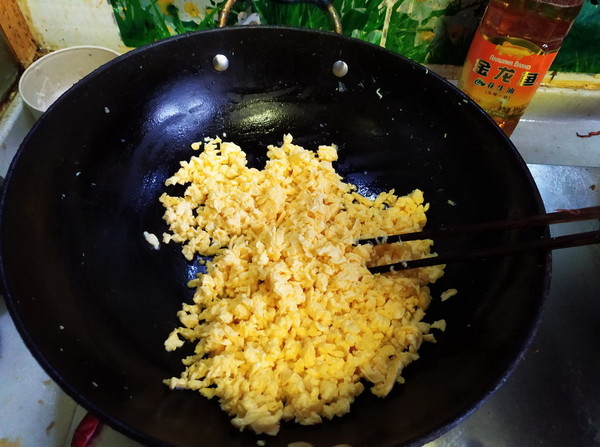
left=458, top=30, right=558, bottom=119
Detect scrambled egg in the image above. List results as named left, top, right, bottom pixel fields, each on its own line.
left=160, top=135, right=445, bottom=435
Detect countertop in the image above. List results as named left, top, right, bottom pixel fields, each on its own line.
left=0, top=85, right=599, bottom=446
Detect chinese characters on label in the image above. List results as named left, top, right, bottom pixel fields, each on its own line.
left=472, top=57, right=539, bottom=96
left=458, top=32, right=560, bottom=131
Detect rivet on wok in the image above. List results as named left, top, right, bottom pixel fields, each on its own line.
left=212, top=54, right=229, bottom=71
left=332, top=60, right=348, bottom=78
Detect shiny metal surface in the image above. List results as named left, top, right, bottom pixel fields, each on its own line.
left=428, top=164, right=600, bottom=447
left=332, top=60, right=349, bottom=78
left=212, top=53, right=230, bottom=72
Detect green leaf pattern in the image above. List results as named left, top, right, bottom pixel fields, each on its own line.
left=109, top=0, right=600, bottom=72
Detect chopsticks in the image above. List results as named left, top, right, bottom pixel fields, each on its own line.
left=362, top=206, right=600, bottom=273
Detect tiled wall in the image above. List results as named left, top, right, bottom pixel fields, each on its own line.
left=14, top=0, right=600, bottom=73
left=15, top=0, right=129, bottom=53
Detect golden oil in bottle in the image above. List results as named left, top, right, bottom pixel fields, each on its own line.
left=458, top=0, right=584, bottom=136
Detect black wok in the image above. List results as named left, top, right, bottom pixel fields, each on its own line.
left=0, top=27, right=549, bottom=447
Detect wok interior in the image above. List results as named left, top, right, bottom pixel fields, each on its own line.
left=1, top=28, right=548, bottom=447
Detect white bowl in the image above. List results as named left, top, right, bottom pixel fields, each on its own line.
left=19, top=46, right=120, bottom=119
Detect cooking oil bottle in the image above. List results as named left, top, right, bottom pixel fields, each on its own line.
left=457, top=0, right=584, bottom=136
